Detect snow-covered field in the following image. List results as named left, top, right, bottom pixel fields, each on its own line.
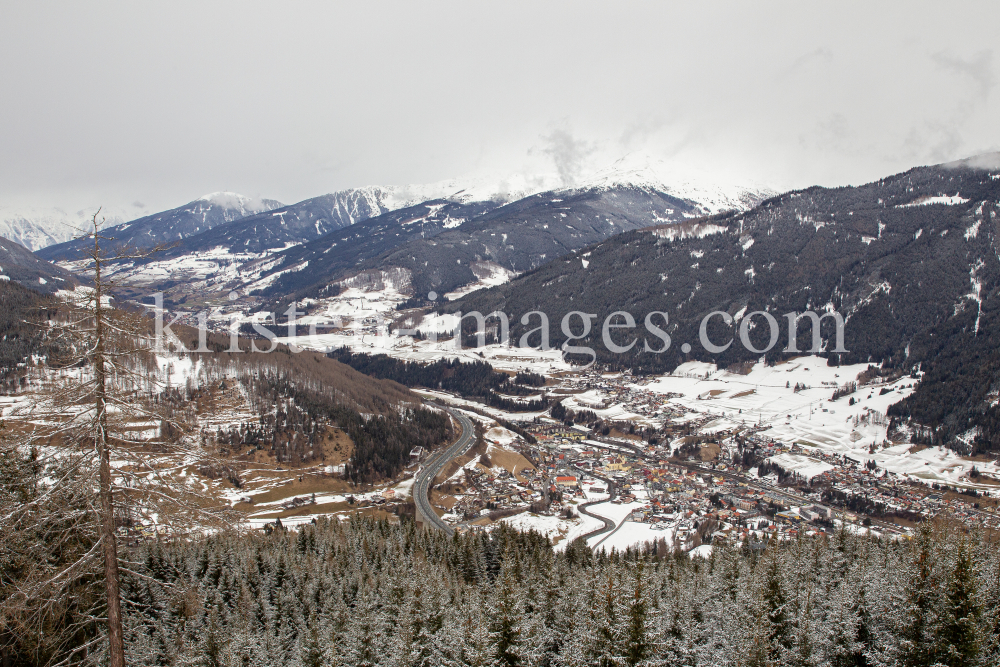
left=639, top=358, right=903, bottom=446
left=582, top=489, right=673, bottom=553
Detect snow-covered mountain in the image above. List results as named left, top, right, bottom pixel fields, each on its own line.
left=38, top=193, right=283, bottom=262
left=39, top=159, right=777, bottom=308
left=249, top=169, right=775, bottom=310
left=0, top=204, right=149, bottom=251
left=585, top=153, right=777, bottom=213
left=447, top=154, right=1000, bottom=450
left=374, top=172, right=566, bottom=210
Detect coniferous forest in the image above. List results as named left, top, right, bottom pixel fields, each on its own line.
left=12, top=516, right=996, bottom=667
left=329, top=349, right=549, bottom=413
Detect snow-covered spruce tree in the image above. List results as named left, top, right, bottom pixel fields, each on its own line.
left=340, top=588, right=387, bottom=667
left=64, top=515, right=1000, bottom=667
left=979, top=532, right=1000, bottom=664
left=899, top=524, right=946, bottom=667
left=0, top=424, right=102, bottom=664
left=621, top=563, right=657, bottom=666
left=591, top=566, right=628, bottom=667
left=760, top=544, right=793, bottom=664
left=936, top=537, right=983, bottom=667
left=490, top=555, right=528, bottom=667
left=459, top=591, right=496, bottom=667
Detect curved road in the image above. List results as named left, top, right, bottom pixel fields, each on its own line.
left=577, top=499, right=616, bottom=543
left=573, top=468, right=617, bottom=543
left=413, top=407, right=476, bottom=535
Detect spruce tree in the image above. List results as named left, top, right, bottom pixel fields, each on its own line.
left=937, top=538, right=982, bottom=667
left=901, top=524, right=944, bottom=667
left=490, top=557, right=526, bottom=667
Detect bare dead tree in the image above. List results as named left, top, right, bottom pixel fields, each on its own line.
left=1, top=211, right=236, bottom=665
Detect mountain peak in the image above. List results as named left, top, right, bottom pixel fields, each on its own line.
left=197, top=192, right=280, bottom=211
left=584, top=153, right=777, bottom=213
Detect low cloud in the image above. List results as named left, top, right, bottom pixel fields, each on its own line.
left=789, top=47, right=833, bottom=72
left=539, top=128, right=596, bottom=188
left=932, top=50, right=995, bottom=100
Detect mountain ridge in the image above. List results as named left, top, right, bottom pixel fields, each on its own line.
left=443, top=156, right=1000, bottom=451
left=0, top=237, right=78, bottom=293
left=37, top=193, right=284, bottom=262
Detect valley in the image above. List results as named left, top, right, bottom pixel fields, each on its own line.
left=5, top=154, right=1000, bottom=557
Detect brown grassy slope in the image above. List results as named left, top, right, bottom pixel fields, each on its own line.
left=173, top=326, right=419, bottom=415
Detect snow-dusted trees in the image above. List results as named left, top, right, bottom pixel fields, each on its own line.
left=83, top=517, right=999, bottom=667
left=0, top=434, right=103, bottom=664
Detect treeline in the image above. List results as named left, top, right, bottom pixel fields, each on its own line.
left=550, top=400, right=599, bottom=426
left=150, top=346, right=453, bottom=482
left=13, top=516, right=995, bottom=667
left=210, top=399, right=324, bottom=467
left=156, top=347, right=451, bottom=483
left=329, top=348, right=548, bottom=412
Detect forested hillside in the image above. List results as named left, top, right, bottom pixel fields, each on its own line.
left=36, top=194, right=283, bottom=262
left=0, top=237, right=78, bottom=293
left=329, top=348, right=548, bottom=412
left=447, top=157, right=1000, bottom=451
left=0, top=282, right=60, bottom=392
left=254, top=183, right=770, bottom=317
left=7, top=509, right=996, bottom=667
left=239, top=364, right=450, bottom=483
left=154, top=343, right=453, bottom=484
left=251, top=198, right=502, bottom=309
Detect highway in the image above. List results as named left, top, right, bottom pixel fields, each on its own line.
left=413, top=407, right=476, bottom=535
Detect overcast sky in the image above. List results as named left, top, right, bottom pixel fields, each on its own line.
left=2, top=1, right=999, bottom=213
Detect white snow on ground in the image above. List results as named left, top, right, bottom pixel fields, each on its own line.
left=767, top=452, right=834, bottom=480
left=580, top=480, right=611, bottom=503
left=598, top=522, right=672, bottom=553
left=637, top=357, right=913, bottom=451
left=555, top=511, right=605, bottom=549
left=485, top=426, right=519, bottom=447
left=622, top=356, right=1000, bottom=489
left=649, top=222, right=728, bottom=241
left=584, top=498, right=647, bottom=529
left=280, top=320, right=574, bottom=375
left=897, top=195, right=969, bottom=207
left=156, top=354, right=201, bottom=388
left=582, top=487, right=678, bottom=554
left=444, top=262, right=517, bottom=300
left=499, top=513, right=591, bottom=546
left=414, top=388, right=552, bottom=423
left=106, top=246, right=276, bottom=287
left=690, top=544, right=713, bottom=558
left=393, top=476, right=415, bottom=500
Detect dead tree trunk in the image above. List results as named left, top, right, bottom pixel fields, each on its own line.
left=92, top=225, right=125, bottom=667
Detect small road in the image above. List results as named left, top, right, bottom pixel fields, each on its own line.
left=413, top=407, right=476, bottom=535
left=577, top=499, right=616, bottom=543
left=574, top=468, right=617, bottom=543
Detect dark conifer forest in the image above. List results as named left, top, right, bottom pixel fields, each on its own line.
left=7, top=509, right=998, bottom=667
left=329, top=349, right=548, bottom=413
left=0, top=282, right=58, bottom=393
